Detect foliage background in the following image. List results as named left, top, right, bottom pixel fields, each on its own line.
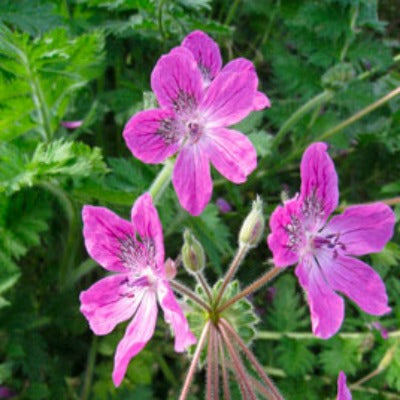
left=0, top=0, right=399, bottom=399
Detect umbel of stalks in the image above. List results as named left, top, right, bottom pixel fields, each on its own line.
left=239, top=196, right=265, bottom=248
left=182, top=229, right=206, bottom=274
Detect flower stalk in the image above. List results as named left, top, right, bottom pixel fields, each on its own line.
left=218, top=267, right=282, bottom=313
left=179, top=322, right=210, bottom=400
left=149, top=158, right=174, bottom=203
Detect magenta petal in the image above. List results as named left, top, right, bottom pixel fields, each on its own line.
left=253, top=91, right=271, bottom=110
left=323, top=254, right=391, bottom=316
left=112, top=291, right=158, bottom=387
left=151, top=46, right=203, bottom=112
left=220, top=58, right=270, bottom=111
left=123, top=109, right=180, bottom=164
left=325, top=203, right=395, bottom=256
left=337, top=372, right=352, bottom=400
left=295, top=258, right=344, bottom=338
left=80, top=274, right=145, bottom=335
left=172, top=145, right=212, bottom=216
left=82, top=206, right=133, bottom=272
left=182, top=30, right=222, bottom=83
left=300, top=142, right=338, bottom=230
left=157, top=280, right=196, bottom=351
left=131, top=193, right=165, bottom=268
left=267, top=197, right=303, bottom=267
left=207, top=128, right=257, bottom=184
left=200, top=70, right=257, bottom=127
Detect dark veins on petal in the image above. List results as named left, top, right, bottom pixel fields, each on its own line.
left=157, top=118, right=180, bottom=144
left=118, top=234, right=157, bottom=271
left=173, top=90, right=197, bottom=114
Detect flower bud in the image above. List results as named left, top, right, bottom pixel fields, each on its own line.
left=181, top=229, right=205, bottom=274
left=239, top=196, right=265, bottom=248
left=165, top=258, right=177, bottom=280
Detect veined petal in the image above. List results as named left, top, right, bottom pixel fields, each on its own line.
left=112, top=291, right=158, bottom=387
left=323, top=253, right=390, bottom=316
left=172, top=144, right=212, bottom=216
left=80, top=274, right=146, bottom=335
left=123, top=109, right=180, bottom=164
left=221, top=58, right=270, bottom=110
left=337, top=372, right=352, bottom=400
left=151, top=46, right=203, bottom=113
left=207, top=127, right=257, bottom=184
left=267, top=197, right=303, bottom=267
left=82, top=206, right=133, bottom=272
left=200, top=70, right=257, bottom=127
left=295, top=258, right=344, bottom=339
left=300, top=142, right=338, bottom=230
left=131, top=193, right=164, bottom=269
left=182, top=30, right=222, bottom=83
left=324, top=203, right=395, bottom=256
left=157, top=280, right=196, bottom=351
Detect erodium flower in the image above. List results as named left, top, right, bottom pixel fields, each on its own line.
left=337, top=371, right=352, bottom=400
left=123, top=31, right=269, bottom=216
left=181, top=30, right=270, bottom=111
left=267, top=142, right=395, bottom=338
left=80, top=193, right=196, bottom=386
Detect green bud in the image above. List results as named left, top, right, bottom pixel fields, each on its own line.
left=321, top=62, right=355, bottom=91
left=239, top=196, right=265, bottom=248
left=182, top=229, right=205, bottom=274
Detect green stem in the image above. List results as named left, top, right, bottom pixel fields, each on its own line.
left=157, top=0, right=167, bottom=41
left=317, top=86, right=400, bottom=142
left=271, top=90, right=334, bottom=150
left=81, top=336, right=98, bottom=400
left=257, top=329, right=400, bottom=341
left=154, top=353, right=178, bottom=386
left=23, top=56, right=53, bottom=142
left=149, top=158, right=174, bottom=204
left=224, top=0, right=241, bottom=25
left=340, top=4, right=358, bottom=62
left=38, top=182, right=79, bottom=287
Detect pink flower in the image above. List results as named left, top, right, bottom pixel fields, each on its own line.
left=61, top=120, right=83, bottom=129
left=216, top=197, right=232, bottom=213
left=80, top=193, right=196, bottom=386
left=123, top=31, right=269, bottom=215
left=181, top=30, right=271, bottom=110
left=267, top=142, right=395, bottom=338
left=337, top=372, right=352, bottom=400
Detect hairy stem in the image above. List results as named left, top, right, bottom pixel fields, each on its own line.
left=220, top=319, right=283, bottom=400
left=207, top=324, right=218, bottom=400
left=318, top=86, right=400, bottom=142
left=218, top=267, right=282, bottom=313
left=215, top=245, right=249, bottom=307
left=211, top=325, right=220, bottom=400
left=196, top=272, right=213, bottom=303
left=170, top=280, right=211, bottom=312
left=179, top=322, right=210, bottom=400
left=224, top=0, right=241, bottom=25
left=217, top=332, right=231, bottom=400
left=219, top=324, right=257, bottom=400
left=149, top=158, right=174, bottom=204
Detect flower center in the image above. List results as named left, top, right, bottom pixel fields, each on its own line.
left=187, top=121, right=203, bottom=143
left=312, top=232, right=346, bottom=258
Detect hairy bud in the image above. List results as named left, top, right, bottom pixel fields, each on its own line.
left=182, top=229, right=205, bottom=274
left=239, top=196, right=265, bottom=248
left=165, top=258, right=177, bottom=280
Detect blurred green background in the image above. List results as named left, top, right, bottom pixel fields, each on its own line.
left=0, top=0, right=399, bottom=399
